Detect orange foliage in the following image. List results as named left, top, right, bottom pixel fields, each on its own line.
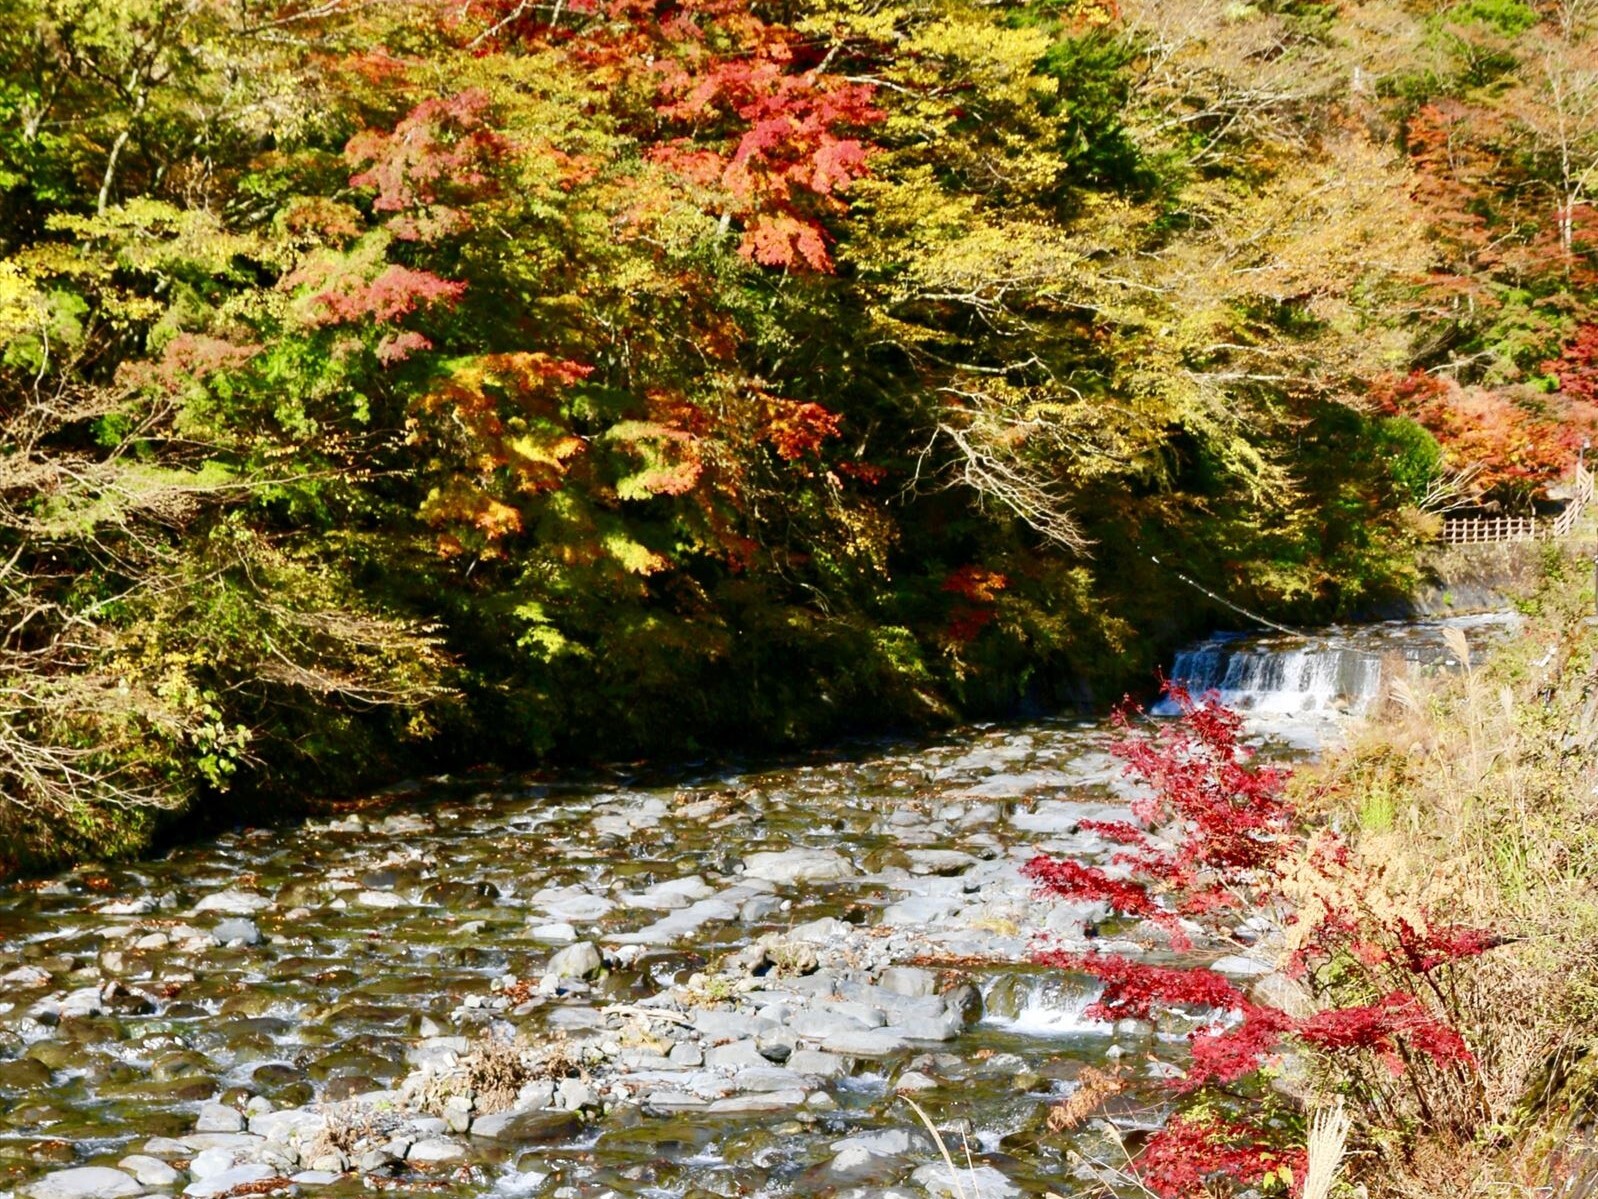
left=942, top=565, right=1010, bottom=603
left=1372, top=370, right=1583, bottom=499
left=942, top=565, right=1009, bottom=643
left=413, top=353, right=593, bottom=554
left=764, top=399, right=842, bottom=460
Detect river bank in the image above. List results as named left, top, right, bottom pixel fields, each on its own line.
left=139, top=536, right=1545, bottom=876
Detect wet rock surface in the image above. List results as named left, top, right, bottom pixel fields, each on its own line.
left=0, top=702, right=1345, bottom=1199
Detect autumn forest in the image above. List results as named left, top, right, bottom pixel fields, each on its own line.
left=2, top=0, right=1597, bottom=868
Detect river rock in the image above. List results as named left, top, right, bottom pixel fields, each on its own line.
left=756, top=1026, right=797, bottom=1062
left=517, top=1079, right=556, bottom=1109
left=825, top=1129, right=930, bottom=1185
left=546, top=940, right=603, bottom=979
left=705, top=1039, right=767, bottom=1070
left=529, top=922, right=577, bottom=944
left=470, top=1109, right=582, bottom=1142
left=791, top=1009, right=872, bottom=1039
left=786, top=916, right=850, bottom=942
left=787, top=1049, right=848, bottom=1077
left=833, top=1129, right=929, bottom=1157
left=705, top=1089, right=807, bottom=1113
left=188, top=1148, right=239, bottom=1180
left=0, top=1057, right=52, bottom=1087
left=116, top=1156, right=179, bottom=1187
left=882, top=895, right=961, bottom=925
left=441, top=1095, right=473, bottom=1134
left=193, top=891, right=271, bottom=915
left=23, top=1168, right=141, bottom=1199
left=692, top=1010, right=770, bottom=1041
left=943, top=984, right=983, bottom=1025
left=878, top=966, right=937, bottom=998
left=739, top=895, right=785, bottom=922
left=57, top=987, right=105, bottom=1019
left=641, top=1090, right=708, bottom=1110
left=741, top=850, right=856, bottom=884
left=626, top=875, right=715, bottom=910
left=99, top=897, right=156, bottom=916
left=170, top=924, right=221, bottom=950
left=407, top=1139, right=466, bottom=1164
left=886, top=1013, right=960, bottom=1042
left=733, top=1066, right=807, bottom=1092
left=609, top=896, right=743, bottom=946
left=142, top=1138, right=193, bottom=1157
left=194, top=1102, right=245, bottom=1132
left=1211, top=954, right=1273, bottom=977
left=557, top=1078, right=599, bottom=1110
left=668, top=1041, right=704, bottom=1067
left=357, top=1147, right=400, bottom=1174
left=818, top=1028, right=911, bottom=1056
left=2, top=675, right=1362, bottom=1199
left=212, top=918, right=261, bottom=946
left=248, top=1108, right=323, bottom=1142
left=906, top=849, right=979, bottom=875
left=826, top=1144, right=908, bottom=1185
left=184, top=1133, right=264, bottom=1153
left=183, top=1163, right=278, bottom=1197
left=531, top=886, right=614, bottom=923
left=913, top=1163, right=1022, bottom=1199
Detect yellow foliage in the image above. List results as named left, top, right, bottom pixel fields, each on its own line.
left=0, top=261, right=44, bottom=339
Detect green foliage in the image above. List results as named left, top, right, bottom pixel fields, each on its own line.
left=1376, top=417, right=1445, bottom=505
left=1445, top=0, right=1540, bottom=36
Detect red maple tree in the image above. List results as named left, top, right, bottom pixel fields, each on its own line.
left=1025, top=686, right=1488, bottom=1197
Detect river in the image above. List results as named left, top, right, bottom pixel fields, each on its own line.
left=0, top=614, right=1516, bottom=1199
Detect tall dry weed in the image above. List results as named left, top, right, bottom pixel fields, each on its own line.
left=1302, top=1100, right=1350, bottom=1199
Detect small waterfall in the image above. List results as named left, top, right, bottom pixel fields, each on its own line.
left=1154, top=614, right=1519, bottom=718
left=980, top=972, right=1112, bottom=1037
left=1156, top=640, right=1383, bottom=716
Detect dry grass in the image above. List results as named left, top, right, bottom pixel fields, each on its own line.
left=410, top=1029, right=589, bottom=1118
left=1046, top=1067, right=1127, bottom=1133
left=460, top=1032, right=533, bottom=1114
left=304, top=1101, right=395, bottom=1162
left=1297, top=544, right=1598, bottom=1197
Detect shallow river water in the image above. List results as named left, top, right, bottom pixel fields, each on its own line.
left=0, top=615, right=1515, bottom=1199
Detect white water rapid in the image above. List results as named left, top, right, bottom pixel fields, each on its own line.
left=1152, top=612, right=1519, bottom=740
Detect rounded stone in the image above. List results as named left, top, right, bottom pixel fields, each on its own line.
left=22, top=1167, right=141, bottom=1199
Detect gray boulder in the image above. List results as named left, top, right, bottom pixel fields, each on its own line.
left=741, top=849, right=855, bottom=884
left=212, top=919, right=261, bottom=946
left=546, top=941, right=603, bottom=980
left=23, top=1168, right=141, bottom=1199
left=184, top=1164, right=278, bottom=1197
left=407, top=1140, right=466, bottom=1164
left=878, top=966, right=937, bottom=998
left=116, top=1156, right=179, bottom=1188
left=194, top=891, right=271, bottom=915
left=913, top=1164, right=1022, bottom=1199
left=194, top=1102, right=244, bottom=1133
